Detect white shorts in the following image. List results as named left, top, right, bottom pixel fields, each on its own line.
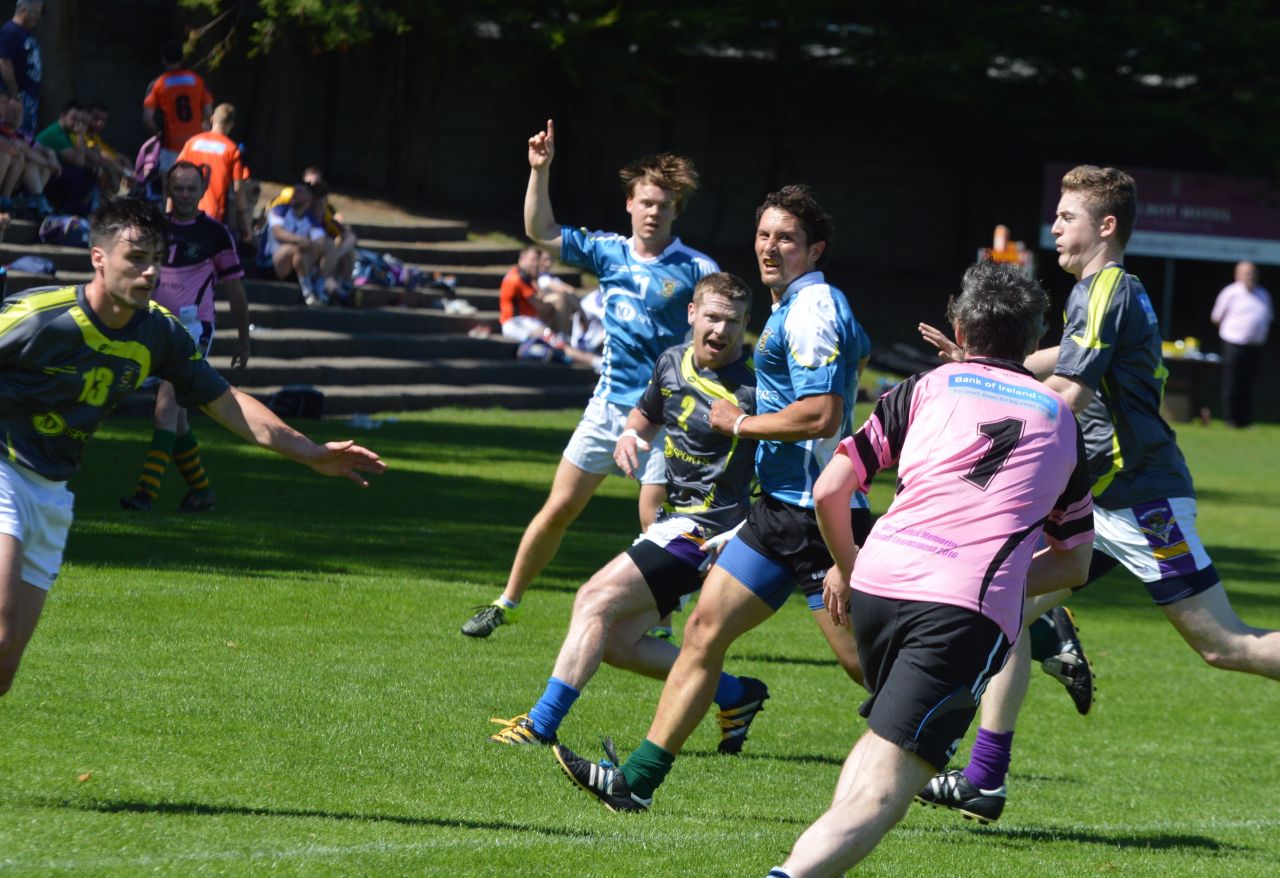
left=0, top=459, right=75, bottom=590
left=563, top=395, right=666, bottom=485
left=1094, top=497, right=1214, bottom=584
left=502, top=316, right=547, bottom=343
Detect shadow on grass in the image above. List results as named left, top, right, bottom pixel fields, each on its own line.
left=977, top=823, right=1243, bottom=853
left=732, top=652, right=840, bottom=669
left=681, top=749, right=845, bottom=767
left=66, top=425, right=641, bottom=588
left=45, top=796, right=595, bottom=839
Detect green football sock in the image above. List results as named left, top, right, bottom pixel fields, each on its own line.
left=173, top=430, right=212, bottom=493
left=620, top=738, right=675, bottom=799
left=133, top=429, right=177, bottom=499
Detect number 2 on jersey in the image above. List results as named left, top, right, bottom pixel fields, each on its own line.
left=676, top=394, right=696, bottom=431
left=962, top=417, right=1024, bottom=491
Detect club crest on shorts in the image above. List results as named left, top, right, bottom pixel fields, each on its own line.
left=1137, top=506, right=1176, bottom=545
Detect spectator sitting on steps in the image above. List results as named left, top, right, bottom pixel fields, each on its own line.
left=0, top=94, right=56, bottom=216
left=500, top=245, right=599, bottom=369
left=84, top=102, right=132, bottom=197
left=259, top=180, right=328, bottom=305
left=36, top=99, right=99, bottom=215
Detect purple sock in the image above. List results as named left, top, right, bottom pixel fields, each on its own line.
left=963, top=728, right=1014, bottom=791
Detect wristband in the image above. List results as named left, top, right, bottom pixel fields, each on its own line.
left=620, top=429, right=641, bottom=441
left=732, top=413, right=749, bottom=437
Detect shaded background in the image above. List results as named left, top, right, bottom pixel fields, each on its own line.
left=30, top=0, right=1280, bottom=417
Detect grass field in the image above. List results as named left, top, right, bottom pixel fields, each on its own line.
left=1, top=408, right=1277, bottom=877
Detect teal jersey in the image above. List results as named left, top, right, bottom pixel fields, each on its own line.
left=1054, top=265, right=1194, bottom=508
left=752, top=272, right=871, bottom=509
left=635, top=342, right=756, bottom=533
left=560, top=226, right=718, bottom=407
left=0, top=285, right=229, bottom=480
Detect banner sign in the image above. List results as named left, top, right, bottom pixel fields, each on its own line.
left=1039, top=162, right=1280, bottom=264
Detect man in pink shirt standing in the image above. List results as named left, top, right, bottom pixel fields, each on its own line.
left=1211, top=261, right=1272, bottom=429
left=769, top=261, right=1095, bottom=878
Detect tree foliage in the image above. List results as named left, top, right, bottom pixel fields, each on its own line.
left=176, top=0, right=1280, bottom=177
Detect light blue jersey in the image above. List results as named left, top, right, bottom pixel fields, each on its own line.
left=560, top=226, right=718, bottom=407
left=753, top=271, right=871, bottom=509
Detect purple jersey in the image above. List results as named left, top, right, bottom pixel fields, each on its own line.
left=154, top=213, right=243, bottom=324
left=842, top=358, right=1094, bottom=640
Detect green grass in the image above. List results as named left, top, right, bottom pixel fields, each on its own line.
left=1, top=409, right=1278, bottom=876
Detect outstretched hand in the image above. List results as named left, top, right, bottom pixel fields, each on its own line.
left=306, top=440, right=387, bottom=486
left=528, top=119, right=556, bottom=170
left=918, top=322, right=963, bottom=363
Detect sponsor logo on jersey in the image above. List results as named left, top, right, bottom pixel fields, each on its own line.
left=32, top=411, right=66, bottom=436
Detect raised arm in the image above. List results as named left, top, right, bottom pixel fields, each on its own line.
left=524, top=118, right=562, bottom=255
left=201, top=386, right=386, bottom=486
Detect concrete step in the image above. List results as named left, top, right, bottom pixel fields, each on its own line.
left=358, top=238, right=522, bottom=267
left=2, top=219, right=39, bottom=246
left=346, top=219, right=469, bottom=244
left=390, top=263, right=583, bottom=289
left=236, top=382, right=594, bottom=415
left=212, top=328, right=518, bottom=361
left=0, top=242, right=90, bottom=274
left=217, top=301, right=498, bottom=334
left=207, top=355, right=597, bottom=389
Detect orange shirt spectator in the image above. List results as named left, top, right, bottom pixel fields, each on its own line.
left=142, top=42, right=213, bottom=155
left=177, top=130, right=242, bottom=221
left=499, top=264, right=539, bottom=324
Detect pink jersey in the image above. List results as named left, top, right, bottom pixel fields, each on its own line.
left=153, top=213, right=243, bottom=324
left=842, top=358, right=1093, bottom=640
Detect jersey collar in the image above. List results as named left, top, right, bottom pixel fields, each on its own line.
left=773, top=271, right=824, bottom=312
left=626, top=236, right=682, bottom=263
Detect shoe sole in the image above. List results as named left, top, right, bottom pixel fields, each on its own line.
left=552, top=746, right=636, bottom=813
left=913, top=796, right=1000, bottom=825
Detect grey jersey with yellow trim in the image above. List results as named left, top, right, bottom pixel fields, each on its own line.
left=1053, top=265, right=1193, bottom=508
left=0, top=284, right=229, bottom=481
left=635, top=342, right=757, bottom=532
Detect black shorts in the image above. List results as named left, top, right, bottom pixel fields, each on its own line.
left=799, top=506, right=871, bottom=608
left=627, top=539, right=704, bottom=618
left=732, top=493, right=872, bottom=610
left=851, top=591, right=1011, bottom=770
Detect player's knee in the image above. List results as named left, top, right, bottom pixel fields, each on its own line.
left=1195, top=640, right=1246, bottom=671
left=572, top=580, right=619, bottom=624
left=680, top=608, right=726, bottom=655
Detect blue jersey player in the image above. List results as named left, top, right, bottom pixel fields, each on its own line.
left=554, top=186, right=874, bottom=812
left=461, top=119, right=718, bottom=638
left=0, top=199, right=385, bottom=701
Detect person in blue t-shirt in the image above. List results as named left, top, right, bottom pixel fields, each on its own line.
left=461, top=119, right=718, bottom=639
left=0, top=1, right=40, bottom=138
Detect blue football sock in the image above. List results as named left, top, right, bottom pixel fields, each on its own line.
left=713, top=672, right=746, bottom=707
left=526, top=677, right=579, bottom=739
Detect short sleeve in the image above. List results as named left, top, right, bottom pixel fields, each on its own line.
left=151, top=315, right=230, bottom=408
left=1055, top=271, right=1126, bottom=392
left=783, top=288, right=844, bottom=398
left=558, top=226, right=604, bottom=275
left=635, top=354, right=669, bottom=425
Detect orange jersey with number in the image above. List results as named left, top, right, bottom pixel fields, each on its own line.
left=176, top=131, right=244, bottom=222
left=143, top=69, right=213, bottom=151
